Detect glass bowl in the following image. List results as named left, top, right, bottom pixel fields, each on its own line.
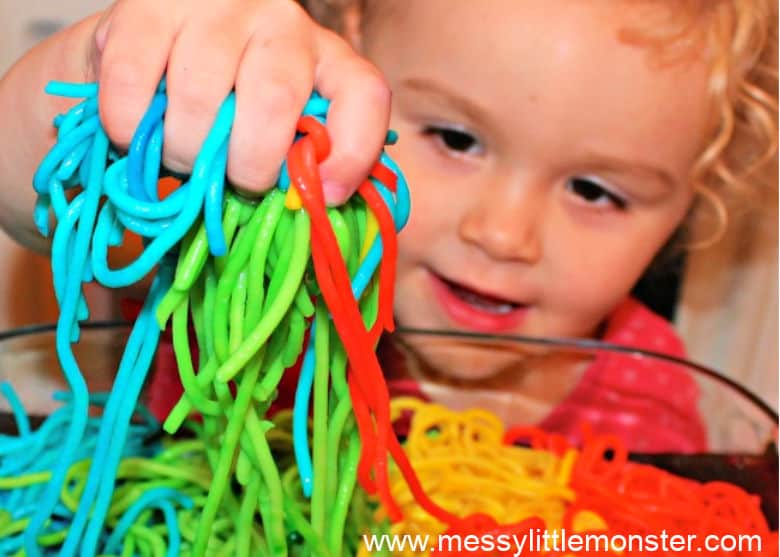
left=0, top=321, right=776, bottom=525
left=378, top=328, right=778, bottom=453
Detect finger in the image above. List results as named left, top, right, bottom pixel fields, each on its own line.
left=313, top=30, right=391, bottom=205
left=228, top=8, right=315, bottom=193
left=163, top=5, right=254, bottom=173
left=97, top=0, right=179, bottom=149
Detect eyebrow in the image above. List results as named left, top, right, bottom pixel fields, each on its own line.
left=399, top=77, right=490, bottom=122
left=581, top=153, right=678, bottom=191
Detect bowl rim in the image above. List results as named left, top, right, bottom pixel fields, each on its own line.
left=0, top=320, right=776, bottom=423
left=393, top=327, right=780, bottom=425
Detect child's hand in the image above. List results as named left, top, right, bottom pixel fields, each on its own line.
left=92, top=0, right=391, bottom=205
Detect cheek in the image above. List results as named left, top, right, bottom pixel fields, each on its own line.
left=569, top=234, right=657, bottom=288
left=387, top=143, right=460, bottom=262
left=391, top=161, right=441, bottom=322
left=393, top=191, right=444, bottom=318
left=546, top=221, right=680, bottom=326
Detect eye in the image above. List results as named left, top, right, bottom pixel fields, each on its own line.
left=566, top=177, right=627, bottom=210
left=423, top=126, right=482, bottom=155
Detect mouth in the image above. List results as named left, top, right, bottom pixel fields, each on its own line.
left=429, top=272, right=530, bottom=333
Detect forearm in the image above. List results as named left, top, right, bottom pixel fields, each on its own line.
left=0, top=13, right=102, bottom=253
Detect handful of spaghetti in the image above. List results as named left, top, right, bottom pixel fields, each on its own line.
left=0, top=78, right=460, bottom=556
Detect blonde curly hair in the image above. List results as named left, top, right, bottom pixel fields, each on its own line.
left=622, top=0, right=778, bottom=246
left=300, top=0, right=778, bottom=247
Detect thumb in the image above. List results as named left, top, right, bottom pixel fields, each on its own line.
left=86, top=7, right=115, bottom=79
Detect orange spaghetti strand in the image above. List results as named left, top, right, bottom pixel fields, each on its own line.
left=387, top=432, right=460, bottom=525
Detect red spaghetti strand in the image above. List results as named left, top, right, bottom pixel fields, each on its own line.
left=347, top=371, right=378, bottom=495
left=286, top=124, right=403, bottom=523
left=286, top=115, right=460, bottom=528
left=296, top=116, right=331, bottom=160
left=308, top=221, right=382, bottom=498
left=307, top=195, right=395, bottom=514
left=387, top=432, right=460, bottom=525
left=502, top=425, right=547, bottom=449
left=358, top=180, right=397, bottom=336
left=369, top=162, right=397, bottom=192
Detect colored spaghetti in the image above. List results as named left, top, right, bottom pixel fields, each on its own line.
left=381, top=397, right=777, bottom=557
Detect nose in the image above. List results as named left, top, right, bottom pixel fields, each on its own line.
left=458, top=179, right=544, bottom=264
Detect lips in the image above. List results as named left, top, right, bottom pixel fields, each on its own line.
left=429, top=272, right=529, bottom=333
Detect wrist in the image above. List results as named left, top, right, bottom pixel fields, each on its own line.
left=0, top=12, right=104, bottom=252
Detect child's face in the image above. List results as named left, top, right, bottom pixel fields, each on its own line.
left=362, top=1, right=710, bottom=378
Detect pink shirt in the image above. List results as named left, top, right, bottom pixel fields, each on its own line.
left=537, top=298, right=707, bottom=452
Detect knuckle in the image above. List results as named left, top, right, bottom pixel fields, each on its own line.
left=266, top=0, right=310, bottom=30
left=360, top=68, right=392, bottom=108
left=334, top=120, right=381, bottom=167
left=99, top=53, right=139, bottom=87
left=226, top=138, right=285, bottom=191
left=328, top=149, right=372, bottom=186
left=169, top=68, right=226, bottom=117
left=98, top=49, right=164, bottom=146
left=98, top=104, right=133, bottom=147
left=161, top=127, right=199, bottom=172
left=161, top=142, right=196, bottom=174
left=98, top=73, right=144, bottom=146
left=227, top=156, right=279, bottom=192
left=261, top=75, right=306, bottom=116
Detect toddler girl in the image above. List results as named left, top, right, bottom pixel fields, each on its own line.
left=0, top=0, right=776, bottom=452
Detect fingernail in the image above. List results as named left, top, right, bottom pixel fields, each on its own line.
left=322, top=180, right=349, bottom=206
left=94, top=9, right=114, bottom=54
left=95, top=21, right=110, bottom=53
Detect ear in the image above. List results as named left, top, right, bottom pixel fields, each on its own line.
left=342, top=3, right=363, bottom=51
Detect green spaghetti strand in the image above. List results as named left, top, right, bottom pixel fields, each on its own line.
left=326, top=396, right=355, bottom=509
left=328, top=429, right=363, bottom=557
left=246, top=191, right=286, bottom=327
left=217, top=211, right=310, bottom=383
left=229, top=270, right=249, bottom=353
left=172, top=299, right=220, bottom=415
left=246, top=411, right=288, bottom=557
left=310, top=302, right=331, bottom=538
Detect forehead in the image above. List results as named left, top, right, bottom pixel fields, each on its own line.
left=363, top=0, right=712, bottom=177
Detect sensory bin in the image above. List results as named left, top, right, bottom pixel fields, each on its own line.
left=0, top=79, right=775, bottom=556
left=0, top=324, right=777, bottom=556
